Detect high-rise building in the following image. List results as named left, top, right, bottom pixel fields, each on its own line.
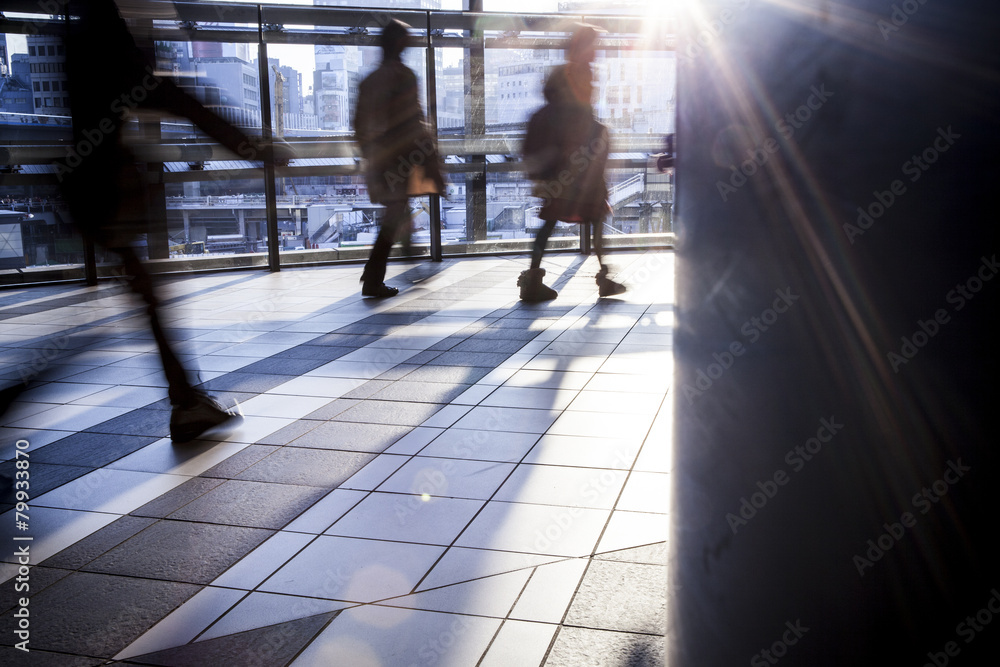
left=25, top=34, right=67, bottom=116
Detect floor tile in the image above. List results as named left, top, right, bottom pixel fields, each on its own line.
left=32, top=468, right=189, bottom=514
left=0, top=571, right=200, bottom=658
left=479, top=386, right=578, bottom=411
left=259, top=535, right=444, bottom=602
left=455, top=501, right=610, bottom=557
left=211, top=530, right=317, bottom=590
left=0, top=507, right=118, bottom=576
left=510, top=558, right=589, bottom=623
left=266, top=375, right=367, bottom=398
left=379, top=457, right=515, bottom=500
left=83, top=520, right=273, bottom=584
left=325, top=492, right=483, bottom=546
left=420, top=429, right=539, bottom=462
left=616, top=472, right=670, bottom=513
left=290, top=607, right=499, bottom=667
left=282, top=489, right=368, bottom=535
left=383, top=426, right=445, bottom=455
left=563, top=560, right=667, bottom=634
left=333, top=400, right=444, bottom=426
left=168, top=480, right=328, bottom=529
left=235, top=393, right=331, bottom=419
left=105, top=438, right=249, bottom=476
left=597, top=511, right=669, bottom=555
left=494, top=464, right=627, bottom=509
left=114, top=586, right=248, bottom=660
left=7, top=404, right=132, bottom=432
left=503, top=368, right=594, bottom=391
left=393, top=568, right=531, bottom=616
left=196, top=591, right=349, bottom=641
left=523, top=434, right=641, bottom=469
left=547, top=410, right=655, bottom=440
left=452, top=406, right=561, bottom=434
left=479, top=619, right=558, bottom=667
left=235, top=447, right=375, bottom=488
left=286, top=421, right=411, bottom=452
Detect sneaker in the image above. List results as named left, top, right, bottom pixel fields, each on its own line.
left=170, top=393, right=239, bottom=443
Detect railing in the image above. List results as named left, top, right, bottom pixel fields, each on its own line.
left=0, top=0, right=676, bottom=285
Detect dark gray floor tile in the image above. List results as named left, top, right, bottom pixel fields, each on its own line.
left=238, top=357, right=329, bottom=376
left=452, top=337, right=527, bottom=354
left=0, top=646, right=103, bottom=666
left=330, top=322, right=406, bottom=336
left=168, top=480, right=327, bottom=529
left=30, top=433, right=159, bottom=468
left=0, top=571, right=199, bottom=658
left=371, top=381, right=471, bottom=404
left=82, top=520, right=273, bottom=584
left=402, top=349, right=443, bottom=365
left=309, top=333, right=381, bottom=348
left=427, top=335, right=466, bottom=351
left=564, top=561, right=667, bottom=634
left=43, top=516, right=157, bottom=570
left=374, top=364, right=421, bottom=381
left=130, top=477, right=226, bottom=518
left=545, top=626, right=664, bottom=667
left=255, top=418, right=325, bottom=445
left=341, top=379, right=394, bottom=399
left=333, top=400, right=443, bottom=426
left=273, top=345, right=356, bottom=362
left=83, top=408, right=170, bottom=438
left=0, top=461, right=91, bottom=498
left=200, top=444, right=280, bottom=479
left=235, top=447, right=375, bottom=487
left=287, top=420, right=411, bottom=452
left=427, top=350, right=513, bottom=368
left=200, top=373, right=298, bottom=394
left=399, top=365, right=492, bottom=385
left=0, top=566, right=72, bottom=614
left=473, top=326, right=541, bottom=341
left=125, top=611, right=339, bottom=667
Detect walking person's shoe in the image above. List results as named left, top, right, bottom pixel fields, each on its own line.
left=518, top=268, right=558, bottom=302
left=596, top=265, right=627, bottom=297
left=361, top=282, right=399, bottom=298
left=170, top=393, right=240, bottom=443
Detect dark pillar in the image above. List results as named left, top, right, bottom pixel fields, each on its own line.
left=464, top=0, right=487, bottom=244
left=671, top=1, right=999, bottom=665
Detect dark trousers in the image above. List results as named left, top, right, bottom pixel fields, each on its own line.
left=114, top=246, right=197, bottom=406
left=362, top=199, right=409, bottom=286
left=530, top=219, right=606, bottom=270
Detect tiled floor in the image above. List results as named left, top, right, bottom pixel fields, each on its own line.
left=0, top=250, right=672, bottom=666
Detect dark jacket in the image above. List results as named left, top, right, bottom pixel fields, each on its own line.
left=354, top=59, right=444, bottom=204
left=523, top=63, right=610, bottom=223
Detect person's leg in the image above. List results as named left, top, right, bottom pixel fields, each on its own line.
left=592, top=219, right=626, bottom=296
left=116, top=246, right=237, bottom=441
left=116, top=246, right=195, bottom=405
left=520, top=218, right=559, bottom=301
left=362, top=199, right=407, bottom=295
left=530, top=218, right=557, bottom=270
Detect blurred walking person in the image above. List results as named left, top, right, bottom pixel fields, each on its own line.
left=55, top=0, right=286, bottom=441
left=521, top=24, right=626, bottom=301
left=353, top=18, right=445, bottom=298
